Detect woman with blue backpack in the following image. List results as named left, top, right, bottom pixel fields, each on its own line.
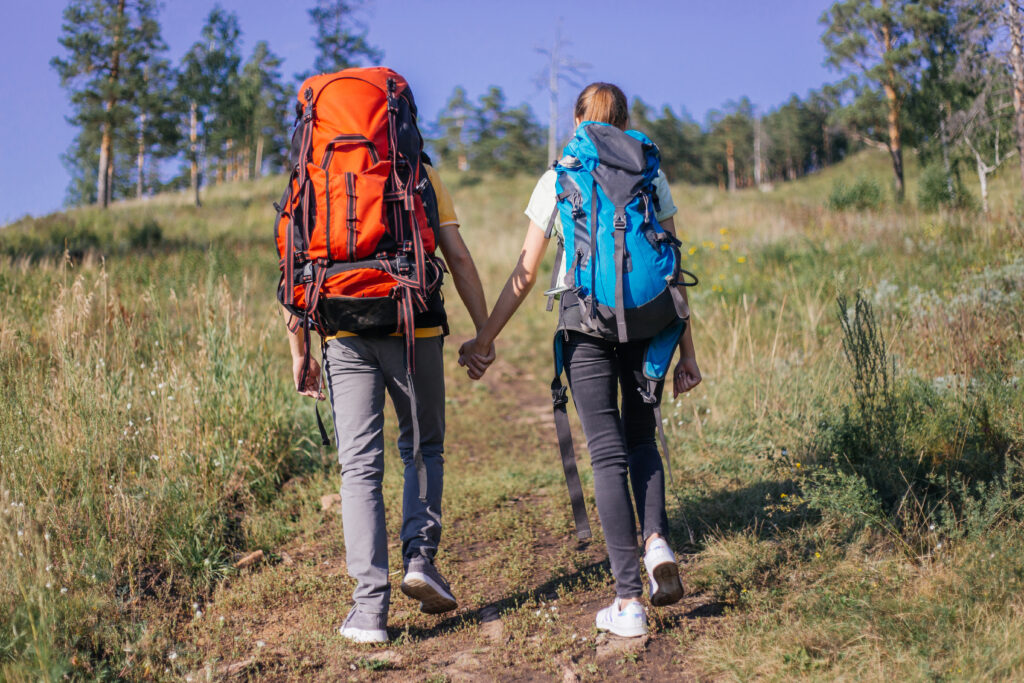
left=460, top=82, right=701, bottom=638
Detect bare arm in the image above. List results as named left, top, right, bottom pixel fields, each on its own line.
left=463, top=221, right=550, bottom=357
left=436, top=224, right=489, bottom=332
left=660, top=216, right=701, bottom=396
left=282, top=308, right=324, bottom=399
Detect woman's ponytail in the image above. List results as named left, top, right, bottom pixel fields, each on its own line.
left=574, top=83, right=629, bottom=130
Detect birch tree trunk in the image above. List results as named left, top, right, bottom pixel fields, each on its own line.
left=726, top=139, right=737, bottom=193
left=254, top=135, right=264, bottom=178
left=1007, top=1, right=1024, bottom=197
left=136, top=112, right=146, bottom=199
left=189, top=100, right=201, bottom=207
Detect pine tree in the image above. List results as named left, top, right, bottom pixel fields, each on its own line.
left=240, top=41, right=291, bottom=179
left=177, top=6, right=242, bottom=206
left=471, top=87, right=545, bottom=175
left=433, top=86, right=475, bottom=171
left=132, top=57, right=179, bottom=198
left=52, top=0, right=166, bottom=207
left=821, top=0, right=940, bottom=202
left=706, top=99, right=755, bottom=191
left=304, top=0, right=382, bottom=78
left=630, top=99, right=704, bottom=183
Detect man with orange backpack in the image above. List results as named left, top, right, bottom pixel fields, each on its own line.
left=275, top=67, right=492, bottom=642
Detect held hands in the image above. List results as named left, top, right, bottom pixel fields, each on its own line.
left=673, top=356, right=701, bottom=398
left=457, top=338, right=496, bottom=380
left=292, top=354, right=325, bottom=400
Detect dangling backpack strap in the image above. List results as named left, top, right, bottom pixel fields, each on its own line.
left=544, top=205, right=561, bottom=312
left=551, top=332, right=592, bottom=541
left=314, top=337, right=332, bottom=447
left=635, top=320, right=688, bottom=485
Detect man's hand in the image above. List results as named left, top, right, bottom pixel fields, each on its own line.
left=458, top=338, right=496, bottom=380
left=673, top=357, right=701, bottom=398
left=292, top=354, right=325, bottom=399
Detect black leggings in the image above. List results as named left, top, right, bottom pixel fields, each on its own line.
left=563, top=331, right=669, bottom=599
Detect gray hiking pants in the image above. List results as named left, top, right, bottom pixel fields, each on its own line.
left=323, top=335, right=445, bottom=617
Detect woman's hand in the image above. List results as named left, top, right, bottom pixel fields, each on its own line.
left=292, top=354, right=325, bottom=399
left=458, top=338, right=496, bottom=380
left=672, top=356, right=701, bottom=398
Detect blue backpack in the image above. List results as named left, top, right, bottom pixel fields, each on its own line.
left=544, top=121, right=697, bottom=540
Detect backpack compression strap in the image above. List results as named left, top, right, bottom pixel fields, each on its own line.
left=612, top=208, right=629, bottom=343
left=551, top=333, right=592, bottom=541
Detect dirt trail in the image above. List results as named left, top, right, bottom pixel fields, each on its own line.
left=179, top=363, right=727, bottom=681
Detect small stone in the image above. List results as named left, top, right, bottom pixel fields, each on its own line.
left=479, top=606, right=507, bottom=643
left=595, top=633, right=649, bottom=662
left=280, top=552, right=295, bottom=566
left=233, top=550, right=264, bottom=569
left=320, top=493, right=341, bottom=511
left=452, top=652, right=482, bottom=671
left=221, top=657, right=256, bottom=676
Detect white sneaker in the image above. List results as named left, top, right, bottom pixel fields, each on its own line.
left=338, top=608, right=388, bottom=643
left=644, top=538, right=683, bottom=606
left=595, top=598, right=648, bottom=638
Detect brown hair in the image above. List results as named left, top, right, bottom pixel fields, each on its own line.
left=574, top=82, right=629, bottom=130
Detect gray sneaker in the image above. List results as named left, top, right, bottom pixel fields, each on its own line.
left=338, top=607, right=388, bottom=643
left=400, top=555, right=458, bottom=615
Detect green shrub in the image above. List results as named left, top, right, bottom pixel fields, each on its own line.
left=917, top=163, right=975, bottom=211
left=827, top=176, right=884, bottom=211
left=802, top=294, right=1017, bottom=545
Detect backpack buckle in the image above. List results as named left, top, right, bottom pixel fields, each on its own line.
left=551, top=385, right=569, bottom=407
left=613, top=214, right=627, bottom=229
left=396, top=254, right=412, bottom=275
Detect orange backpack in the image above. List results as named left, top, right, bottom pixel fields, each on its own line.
left=275, top=67, right=446, bottom=376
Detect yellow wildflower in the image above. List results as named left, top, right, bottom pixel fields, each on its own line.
left=719, top=227, right=728, bottom=235
left=721, top=243, right=730, bottom=251
left=688, top=246, right=698, bottom=255
left=737, top=256, right=747, bottom=264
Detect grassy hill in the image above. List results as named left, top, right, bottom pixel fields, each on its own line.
left=1, top=152, right=1023, bottom=680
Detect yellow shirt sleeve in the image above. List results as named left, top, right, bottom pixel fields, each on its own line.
left=424, top=164, right=459, bottom=228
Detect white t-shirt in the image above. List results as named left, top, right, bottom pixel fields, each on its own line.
left=524, top=168, right=678, bottom=239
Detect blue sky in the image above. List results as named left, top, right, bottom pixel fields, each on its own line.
left=0, top=0, right=836, bottom=222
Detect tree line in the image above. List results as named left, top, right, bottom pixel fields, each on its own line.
left=432, top=1, right=1024, bottom=211
left=54, top=1, right=1024, bottom=210
left=53, top=0, right=380, bottom=208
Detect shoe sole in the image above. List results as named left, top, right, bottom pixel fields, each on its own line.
left=338, top=626, right=388, bottom=643
left=400, top=572, right=458, bottom=614
left=650, top=560, right=684, bottom=607
left=596, top=619, right=648, bottom=638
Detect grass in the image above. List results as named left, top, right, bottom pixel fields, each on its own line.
left=1, top=149, right=1023, bottom=680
